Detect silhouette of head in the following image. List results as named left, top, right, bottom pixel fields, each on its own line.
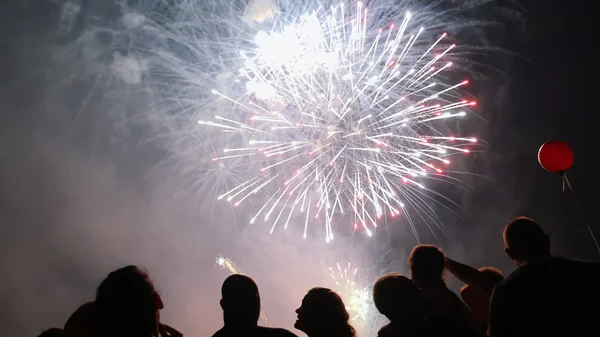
left=408, top=244, right=445, bottom=287
left=64, top=301, right=101, bottom=337
left=459, top=267, right=503, bottom=327
left=96, top=266, right=163, bottom=337
left=503, top=217, right=550, bottom=266
left=38, top=328, right=64, bottom=337
left=479, top=267, right=504, bottom=285
left=295, top=287, right=355, bottom=337
left=220, top=274, right=261, bottom=327
left=373, top=273, right=419, bottom=322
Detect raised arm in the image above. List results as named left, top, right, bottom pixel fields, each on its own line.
left=444, top=257, right=496, bottom=299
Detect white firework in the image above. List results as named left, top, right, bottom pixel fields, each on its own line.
left=329, top=262, right=371, bottom=322
left=195, top=1, right=477, bottom=241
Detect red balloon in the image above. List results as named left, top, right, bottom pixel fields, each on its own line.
left=538, top=140, right=574, bottom=173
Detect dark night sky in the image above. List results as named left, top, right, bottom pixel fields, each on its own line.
left=484, top=0, right=599, bottom=261
left=1, top=0, right=599, bottom=335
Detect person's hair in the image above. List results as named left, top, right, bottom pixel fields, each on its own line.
left=373, top=273, right=418, bottom=320
left=479, top=266, right=504, bottom=285
left=95, top=266, right=158, bottom=337
left=504, top=217, right=549, bottom=259
left=408, top=244, right=445, bottom=286
left=222, top=274, right=260, bottom=300
left=221, top=274, right=261, bottom=325
left=38, top=328, right=64, bottom=337
left=303, top=287, right=356, bottom=337
left=64, top=301, right=101, bottom=337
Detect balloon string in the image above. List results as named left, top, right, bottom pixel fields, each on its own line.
left=563, top=173, right=600, bottom=254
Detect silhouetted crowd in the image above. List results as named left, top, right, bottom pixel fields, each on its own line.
left=39, top=217, right=600, bottom=337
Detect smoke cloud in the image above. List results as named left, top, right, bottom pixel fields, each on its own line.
left=0, top=1, right=532, bottom=336
left=243, top=0, right=279, bottom=24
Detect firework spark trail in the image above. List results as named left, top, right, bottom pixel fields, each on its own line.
left=329, top=262, right=371, bottom=322
left=215, top=255, right=269, bottom=323
left=201, top=1, right=478, bottom=240
left=216, top=255, right=239, bottom=274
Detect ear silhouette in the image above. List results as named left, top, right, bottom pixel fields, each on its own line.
left=155, top=293, right=164, bottom=310
left=544, top=234, right=551, bottom=252
left=504, top=247, right=515, bottom=260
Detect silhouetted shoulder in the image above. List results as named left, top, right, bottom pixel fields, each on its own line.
left=559, top=257, right=600, bottom=289
left=212, top=327, right=226, bottom=337
left=377, top=323, right=395, bottom=337
left=376, top=319, right=476, bottom=337
left=269, top=327, right=298, bottom=337
left=558, top=257, right=600, bottom=271
left=489, top=256, right=600, bottom=337
left=499, top=257, right=599, bottom=284
left=212, top=326, right=298, bottom=337
left=255, top=326, right=299, bottom=337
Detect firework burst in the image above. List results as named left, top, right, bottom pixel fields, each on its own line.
left=200, top=1, right=477, bottom=240
left=216, top=254, right=239, bottom=274
left=329, top=262, right=371, bottom=322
